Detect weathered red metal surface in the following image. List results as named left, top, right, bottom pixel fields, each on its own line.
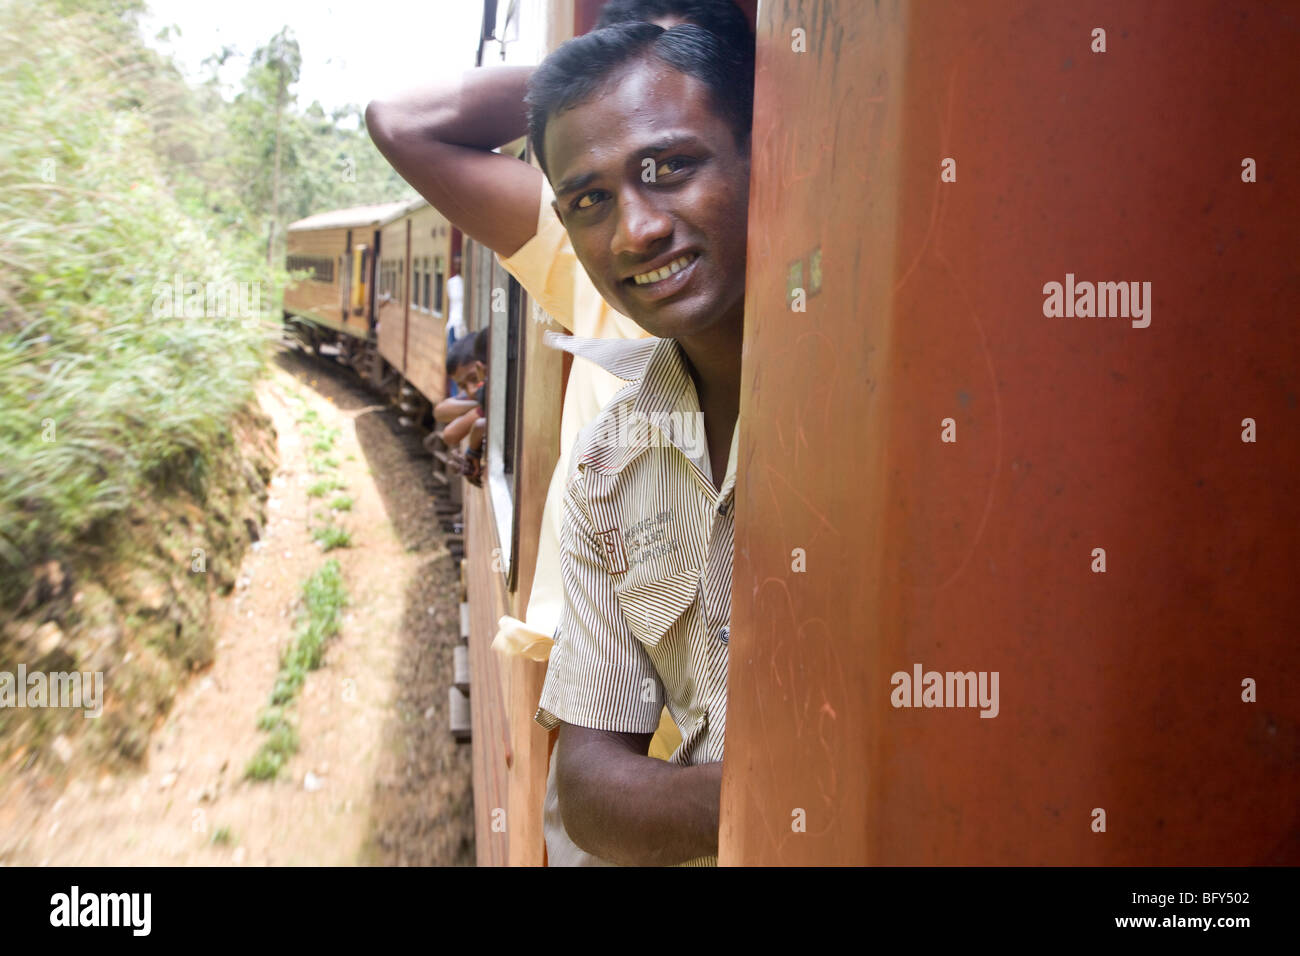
left=721, top=0, right=1300, bottom=864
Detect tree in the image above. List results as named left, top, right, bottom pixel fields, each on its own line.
left=236, top=27, right=303, bottom=267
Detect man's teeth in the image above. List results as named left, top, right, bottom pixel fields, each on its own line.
left=632, top=253, right=695, bottom=285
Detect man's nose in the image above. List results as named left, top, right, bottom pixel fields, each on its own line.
left=611, top=191, right=672, bottom=260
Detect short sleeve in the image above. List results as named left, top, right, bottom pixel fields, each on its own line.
left=535, top=468, right=665, bottom=734
left=496, top=179, right=576, bottom=331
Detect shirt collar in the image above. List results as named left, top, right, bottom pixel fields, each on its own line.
left=545, top=332, right=722, bottom=488
left=541, top=329, right=661, bottom=381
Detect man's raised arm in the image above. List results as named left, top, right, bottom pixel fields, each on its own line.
left=364, top=66, right=542, bottom=258
left=556, top=724, right=722, bottom=866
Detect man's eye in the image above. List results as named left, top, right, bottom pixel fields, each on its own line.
left=655, top=157, right=692, bottom=178
left=575, top=191, right=604, bottom=210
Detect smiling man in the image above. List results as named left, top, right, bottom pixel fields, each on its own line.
left=524, top=21, right=752, bottom=866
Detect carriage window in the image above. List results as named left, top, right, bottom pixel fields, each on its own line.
left=434, top=256, right=445, bottom=315
left=412, top=261, right=420, bottom=308
left=423, top=258, right=431, bottom=312
left=485, top=255, right=523, bottom=588
left=286, top=255, right=334, bottom=283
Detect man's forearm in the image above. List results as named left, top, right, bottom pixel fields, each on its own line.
left=557, top=725, right=722, bottom=866
left=366, top=66, right=533, bottom=155
left=365, top=66, right=543, bottom=257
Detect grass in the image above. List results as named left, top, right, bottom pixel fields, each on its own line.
left=328, top=495, right=353, bottom=512
left=0, top=0, right=276, bottom=603
left=308, top=426, right=340, bottom=453
left=246, top=559, right=346, bottom=781
left=306, top=477, right=345, bottom=498
left=312, top=523, right=352, bottom=552
left=256, top=705, right=286, bottom=731
left=245, top=719, right=299, bottom=781
left=307, top=455, right=339, bottom=474
left=210, top=825, right=234, bottom=846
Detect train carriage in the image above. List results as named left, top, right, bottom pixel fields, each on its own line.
left=285, top=198, right=460, bottom=407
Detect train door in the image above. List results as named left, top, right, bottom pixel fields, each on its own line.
left=367, top=228, right=381, bottom=334
left=402, top=217, right=412, bottom=373
left=351, top=242, right=368, bottom=316
left=340, top=229, right=352, bottom=321
left=721, top=0, right=1300, bottom=865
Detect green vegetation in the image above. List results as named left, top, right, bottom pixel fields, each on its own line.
left=306, top=426, right=341, bottom=454
left=328, top=496, right=353, bottom=512
left=0, top=1, right=271, bottom=598
left=0, top=0, right=412, bottom=607
left=312, top=523, right=352, bottom=552
left=210, top=825, right=234, bottom=846
left=306, top=477, right=346, bottom=498
left=246, top=559, right=346, bottom=781
left=246, top=719, right=299, bottom=781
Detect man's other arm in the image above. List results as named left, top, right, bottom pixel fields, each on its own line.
left=365, top=67, right=541, bottom=257
left=556, top=723, right=723, bottom=866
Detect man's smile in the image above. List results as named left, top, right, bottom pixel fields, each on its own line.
left=623, top=251, right=700, bottom=301
left=626, top=250, right=699, bottom=285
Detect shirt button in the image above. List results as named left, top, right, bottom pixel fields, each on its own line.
left=718, top=625, right=730, bottom=645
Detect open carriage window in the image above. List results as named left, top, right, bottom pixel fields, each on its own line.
left=485, top=256, right=523, bottom=588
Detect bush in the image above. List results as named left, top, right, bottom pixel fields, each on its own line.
left=0, top=0, right=278, bottom=603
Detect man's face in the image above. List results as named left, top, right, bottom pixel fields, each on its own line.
left=546, top=59, right=750, bottom=341
left=453, top=360, right=485, bottom=394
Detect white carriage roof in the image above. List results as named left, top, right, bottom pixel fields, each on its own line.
left=288, top=196, right=428, bottom=232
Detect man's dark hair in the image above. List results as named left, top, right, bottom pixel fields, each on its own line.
left=594, top=0, right=753, bottom=51
left=445, top=330, right=487, bottom=376
left=526, top=21, right=754, bottom=181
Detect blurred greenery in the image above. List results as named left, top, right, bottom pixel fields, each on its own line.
left=248, top=557, right=346, bottom=780
left=0, top=0, right=412, bottom=603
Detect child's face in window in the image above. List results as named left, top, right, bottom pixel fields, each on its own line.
left=454, top=360, right=486, bottom=394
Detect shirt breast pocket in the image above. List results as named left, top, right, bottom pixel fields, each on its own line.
left=614, top=553, right=701, bottom=649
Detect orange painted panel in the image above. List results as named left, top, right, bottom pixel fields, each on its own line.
left=721, top=0, right=1299, bottom=865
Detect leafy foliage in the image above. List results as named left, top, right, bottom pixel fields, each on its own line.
left=0, top=1, right=407, bottom=602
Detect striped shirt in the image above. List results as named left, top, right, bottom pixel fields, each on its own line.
left=535, top=331, right=738, bottom=868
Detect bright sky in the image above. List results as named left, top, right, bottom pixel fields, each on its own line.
left=141, top=0, right=485, bottom=122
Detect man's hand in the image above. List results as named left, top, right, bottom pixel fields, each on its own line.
left=365, top=67, right=543, bottom=257
left=555, top=722, right=722, bottom=866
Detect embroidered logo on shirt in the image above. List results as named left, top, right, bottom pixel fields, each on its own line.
left=595, top=528, right=628, bottom=574
left=623, top=509, right=680, bottom=570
